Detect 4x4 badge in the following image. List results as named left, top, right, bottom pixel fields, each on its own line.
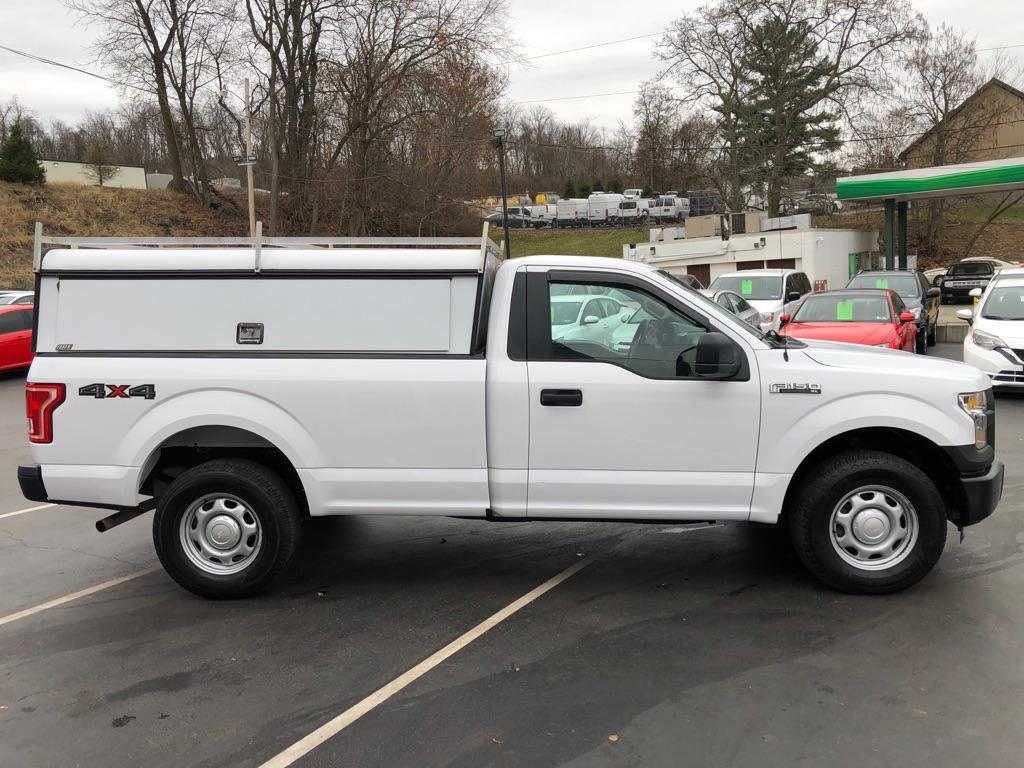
left=770, top=383, right=821, bottom=394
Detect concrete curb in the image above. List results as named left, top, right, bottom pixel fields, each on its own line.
left=936, top=323, right=968, bottom=343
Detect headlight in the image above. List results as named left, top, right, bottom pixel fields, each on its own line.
left=972, top=329, right=1007, bottom=350
left=958, top=390, right=989, bottom=449
left=763, top=312, right=775, bottom=323
left=911, top=306, right=922, bottom=319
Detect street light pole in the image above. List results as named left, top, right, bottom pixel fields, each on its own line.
left=493, top=128, right=511, bottom=260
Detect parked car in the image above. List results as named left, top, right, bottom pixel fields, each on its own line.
left=0, top=305, right=34, bottom=371
left=940, top=260, right=1000, bottom=303
left=846, top=270, right=939, bottom=354
left=779, top=289, right=917, bottom=352
left=550, top=294, right=630, bottom=345
left=0, top=291, right=34, bottom=305
left=19, top=234, right=1003, bottom=598
left=795, top=193, right=838, bottom=215
left=485, top=212, right=530, bottom=229
left=707, top=269, right=813, bottom=331
left=929, top=257, right=1018, bottom=289
left=958, top=268, right=1024, bottom=387
left=701, top=289, right=763, bottom=327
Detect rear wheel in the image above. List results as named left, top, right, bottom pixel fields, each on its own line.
left=153, top=458, right=302, bottom=599
left=916, top=326, right=927, bottom=354
left=927, top=322, right=937, bottom=346
left=788, top=450, right=947, bottom=594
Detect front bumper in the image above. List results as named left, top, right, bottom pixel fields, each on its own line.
left=957, top=461, right=1004, bottom=526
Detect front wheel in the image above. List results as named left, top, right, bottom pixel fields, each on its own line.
left=927, top=323, right=937, bottom=346
left=153, top=458, right=302, bottom=599
left=915, top=327, right=927, bottom=354
left=788, top=450, right=947, bottom=594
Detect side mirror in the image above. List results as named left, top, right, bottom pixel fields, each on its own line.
left=927, top=287, right=941, bottom=298
left=956, top=308, right=974, bottom=324
left=694, top=332, right=742, bottom=380
left=899, top=312, right=916, bottom=324
left=581, top=315, right=599, bottom=326
left=786, top=291, right=802, bottom=302
left=778, top=313, right=792, bottom=327
left=969, top=288, right=983, bottom=298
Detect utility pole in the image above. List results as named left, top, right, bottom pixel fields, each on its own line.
left=244, top=77, right=256, bottom=239
left=492, top=128, right=511, bottom=260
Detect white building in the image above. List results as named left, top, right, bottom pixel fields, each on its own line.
left=624, top=226, right=879, bottom=291
left=42, top=160, right=148, bottom=190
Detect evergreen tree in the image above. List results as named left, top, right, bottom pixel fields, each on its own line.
left=0, top=124, right=45, bottom=184
left=562, top=178, right=577, bottom=199
left=577, top=182, right=592, bottom=198
left=608, top=177, right=624, bottom=193
left=735, top=18, right=839, bottom=215
left=591, top=178, right=604, bottom=193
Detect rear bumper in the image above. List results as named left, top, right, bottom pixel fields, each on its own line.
left=18, top=465, right=47, bottom=503
left=956, top=461, right=1004, bottom=527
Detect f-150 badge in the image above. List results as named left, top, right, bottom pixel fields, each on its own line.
left=770, top=383, right=821, bottom=394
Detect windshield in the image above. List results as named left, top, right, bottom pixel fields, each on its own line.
left=0, top=296, right=17, bottom=305
left=550, top=301, right=583, bottom=325
left=847, top=273, right=920, bottom=298
left=620, top=201, right=636, bottom=209
left=710, top=275, right=782, bottom=301
left=949, top=262, right=994, bottom=276
left=655, top=269, right=796, bottom=347
left=981, top=284, right=1024, bottom=320
left=794, top=294, right=892, bottom=323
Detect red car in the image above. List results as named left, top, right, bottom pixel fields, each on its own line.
left=779, top=289, right=917, bottom=351
left=0, top=304, right=34, bottom=371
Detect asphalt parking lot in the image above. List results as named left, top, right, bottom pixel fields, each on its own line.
left=1, top=345, right=1023, bottom=768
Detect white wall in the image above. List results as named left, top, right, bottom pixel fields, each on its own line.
left=624, top=228, right=877, bottom=290
left=43, top=160, right=148, bottom=189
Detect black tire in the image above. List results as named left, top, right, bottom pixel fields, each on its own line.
left=788, top=450, right=947, bottom=594
left=927, top=323, right=937, bottom=347
left=153, top=458, right=302, bottom=599
left=915, top=325, right=927, bottom=354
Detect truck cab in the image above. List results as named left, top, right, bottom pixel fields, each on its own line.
left=19, top=228, right=1004, bottom=599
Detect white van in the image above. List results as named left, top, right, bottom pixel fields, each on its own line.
left=555, top=198, right=589, bottom=228
left=529, top=203, right=557, bottom=228
left=650, top=195, right=690, bottom=224
left=588, top=193, right=625, bottom=226
left=18, top=225, right=1003, bottom=598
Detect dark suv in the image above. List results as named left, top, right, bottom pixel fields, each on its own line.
left=846, top=270, right=940, bottom=353
left=941, top=260, right=999, bottom=304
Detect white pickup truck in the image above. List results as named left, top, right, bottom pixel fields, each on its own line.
left=19, top=228, right=1003, bottom=598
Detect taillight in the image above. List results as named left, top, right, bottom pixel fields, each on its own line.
left=26, top=383, right=65, bottom=444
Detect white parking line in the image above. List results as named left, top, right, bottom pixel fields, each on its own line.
left=0, top=503, right=56, bottom=520
left=259, top=557, right=593, bottom=768
left=0, top=566, right=162, bottom=627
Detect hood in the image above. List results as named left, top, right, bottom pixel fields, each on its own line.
left=800, top=339, right=989, bottom=386
left=782, top=322, right=895, bottom=346
left=975, top=317, right=1024, bottom=347
left=902, top=296, right=923, bottom=311
left=747, top=298, right=783, bottom=314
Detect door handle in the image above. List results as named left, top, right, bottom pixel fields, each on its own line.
left=540, top=389, right=583, bottom=407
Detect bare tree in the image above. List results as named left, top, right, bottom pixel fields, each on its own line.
left=82, top=139, right=119, bottom=185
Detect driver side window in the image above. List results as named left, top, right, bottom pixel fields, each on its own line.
left=546, top=280, right=709, bottom=379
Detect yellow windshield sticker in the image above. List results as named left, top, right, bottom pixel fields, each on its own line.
left=741, top=279, right=753, bottom=296
left=836, top=300, right=854, bottom=321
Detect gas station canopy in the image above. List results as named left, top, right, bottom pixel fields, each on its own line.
left=836, top=156, right=1024, bottom=269
left=837, top=156, right=1024, bottom=202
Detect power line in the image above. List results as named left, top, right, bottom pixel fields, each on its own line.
left=515, top=89, right=640, bottom=105
left=0, top=43, right=149, bottom=94
left=526, top=32, right=663, bottom=61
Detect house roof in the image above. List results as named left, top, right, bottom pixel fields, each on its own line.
left=899, top=78, right=1024, bottom=162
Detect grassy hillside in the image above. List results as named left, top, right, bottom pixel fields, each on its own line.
left=0, top=182, right=249, bottom=287
left=3, top=182, right=1021, bottom=287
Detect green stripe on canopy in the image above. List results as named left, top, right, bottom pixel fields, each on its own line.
left=837, top=157, right=1024, bottom=201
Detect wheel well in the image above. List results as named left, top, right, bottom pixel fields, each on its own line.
left=139, top=426, right=309, bottom=516
left=781, top=428, right=966, bottom=522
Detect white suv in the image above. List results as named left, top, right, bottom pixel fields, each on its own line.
left=708, top=269, right=813, bottom=331
left=960, top=268, right=1024, bottom=387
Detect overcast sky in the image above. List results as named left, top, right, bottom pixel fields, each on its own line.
left=2, top=0, right=1023, bottom=131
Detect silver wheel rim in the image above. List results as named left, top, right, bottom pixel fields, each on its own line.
left=829, top=485, right=919, bottom=571
left=179, top=493, right=262, bottom=575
